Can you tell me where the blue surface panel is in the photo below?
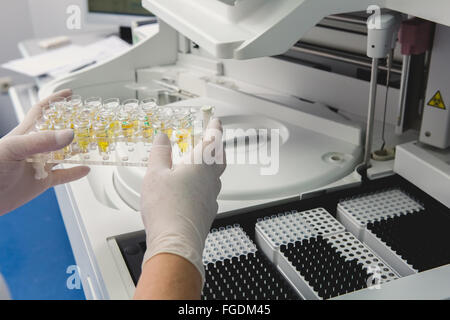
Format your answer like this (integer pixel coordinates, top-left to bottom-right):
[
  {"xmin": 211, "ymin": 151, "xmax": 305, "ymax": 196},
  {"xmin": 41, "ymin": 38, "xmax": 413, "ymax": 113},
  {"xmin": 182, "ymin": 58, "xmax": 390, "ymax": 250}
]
[{"xmin": 0, "ymin": 188, "xmax": 85, "ymax": 300}]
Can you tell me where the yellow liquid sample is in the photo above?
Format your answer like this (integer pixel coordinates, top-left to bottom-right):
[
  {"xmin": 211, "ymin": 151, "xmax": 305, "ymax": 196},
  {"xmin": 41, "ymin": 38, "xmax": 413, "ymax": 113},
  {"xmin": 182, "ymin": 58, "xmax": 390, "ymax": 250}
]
[
  {"xmin": 53, "ymin": 134, "xmax": 69, "ymax": 159},
  {"xmin": 159, "ymin": 122, "xmax": 173, "ymax": 139},
  {"xmin": 53, "ymin": 151, "xmax": 65, "ymax": 160},
  {"xmin": 107, "ymin": 121, "xmax": 119, "ymax": 138},
  {"xmin": 142, "ymin": 128, "xmax": 153, "ymax": 140},
  {"xmin": 75, "ymin": 130, "xmax": 90, "ymax": 153},
  {"xmin": 95, "ymin": 131, "xmax": 109, "ymax": 153},
  {"xmin": 176, "ymin": 129, "xmax": 191, "ymax": 153},
  {"xmin": 44, "ymin": 112, "xmax": 59, "ymax": 126},
  {"xmin": 141, "ymin": 119, "xmax": 153, "ymax": 142},
  {"xmin": 121, "ymin": 121, "xmax": 134, "ymax": 142},
  {"xmin": 97, "ymin": 140, "xmax": 109, "ymax": 153},
  {"xmin": 163, "ymin": 128, "xmax": 173, "ymax": 139},
  {"xmin": 63, "ymin": 145, "xmax": 71, "ymax": 156}
]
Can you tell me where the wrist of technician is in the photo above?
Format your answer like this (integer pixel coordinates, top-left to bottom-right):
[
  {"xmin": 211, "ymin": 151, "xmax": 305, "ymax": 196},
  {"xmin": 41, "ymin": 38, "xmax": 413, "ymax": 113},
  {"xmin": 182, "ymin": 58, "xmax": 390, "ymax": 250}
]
[{"xmin": 143, "ymin": 233, "xmax": 206, "ymax": 284}]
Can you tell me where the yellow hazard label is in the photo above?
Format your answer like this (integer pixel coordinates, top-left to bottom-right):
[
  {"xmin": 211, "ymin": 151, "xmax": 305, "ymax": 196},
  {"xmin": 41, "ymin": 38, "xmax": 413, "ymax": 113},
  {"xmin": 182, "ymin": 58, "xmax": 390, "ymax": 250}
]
[{"xmin": 427, "ymin": 90, "xmax": 446, "ymax": 110}]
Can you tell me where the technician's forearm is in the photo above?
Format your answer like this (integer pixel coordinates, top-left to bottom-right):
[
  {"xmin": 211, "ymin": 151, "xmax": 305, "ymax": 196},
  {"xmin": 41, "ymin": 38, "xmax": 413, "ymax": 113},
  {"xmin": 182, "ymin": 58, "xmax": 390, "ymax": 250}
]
[{"xmin": 133, "ymin": 253, "xmax": 202, "ymax": 300}]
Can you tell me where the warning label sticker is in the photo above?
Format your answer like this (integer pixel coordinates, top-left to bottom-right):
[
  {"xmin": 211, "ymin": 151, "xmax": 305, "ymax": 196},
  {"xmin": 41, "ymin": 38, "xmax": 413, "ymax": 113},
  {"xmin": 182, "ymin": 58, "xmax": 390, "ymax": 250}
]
[{"xmin": 427, "ymin": 90, "xmax": 446, "ymax": 110}]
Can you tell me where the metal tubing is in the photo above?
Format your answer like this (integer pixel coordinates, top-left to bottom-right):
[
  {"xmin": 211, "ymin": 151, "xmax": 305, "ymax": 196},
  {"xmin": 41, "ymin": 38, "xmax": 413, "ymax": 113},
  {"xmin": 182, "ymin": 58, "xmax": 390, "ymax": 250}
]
[
  {"xmin": 395, "ymin": 55, "xmax": 411, "ymax": 134},
  {"xmin": 364, "ymin": 58, "xmax": 379, "ymax": 166},
  {"xmin": 290, "ymin": 46, "xmax": 402, "ymax": 74},
  {"xmin": 380, "ymin": 50, "xmax": 393, "ymax": 150}
]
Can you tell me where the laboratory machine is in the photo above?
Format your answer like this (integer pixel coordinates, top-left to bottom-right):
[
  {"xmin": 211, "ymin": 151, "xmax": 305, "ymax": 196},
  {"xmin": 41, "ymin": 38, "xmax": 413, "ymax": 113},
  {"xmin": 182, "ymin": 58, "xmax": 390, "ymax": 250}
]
[{"xmin": 10, "ymin": 0, "xmax": 450, "ymax": 299}]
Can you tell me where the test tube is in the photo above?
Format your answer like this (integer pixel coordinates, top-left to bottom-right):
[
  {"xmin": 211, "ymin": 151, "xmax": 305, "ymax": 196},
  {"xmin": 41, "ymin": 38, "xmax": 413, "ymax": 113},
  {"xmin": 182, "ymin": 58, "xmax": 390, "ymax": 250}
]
[
  {"xmin": 174, "ymin": 111, "xmax": 193, "ymax": 155},
  {"xmin": 43, "ymin": 108, "xmax": 61, "ymax": 129},
  {"xmin": 35, "ymin": 117, "xmax": 50, "ymax": 132},
  {"xmin": 45, "ymin": 96, "xmax": 66, "ymax": 127},
  {"xmin": 158, "ymin": 108, "xmax": 174, "ymax": 141},
  {"xmin": 93, "ymin": 118, "xmax": 111, "ymax": 160},
  {"xmin": 186, "ymin": 110, "xmax": 196, "ymax": 151},
  {"xmin": 152, "ymin": 118, "xmax": 163, "ymax": 137},
  {"xmin": 140, "ymin": 98, "xmax": 157, "ymax": 143},
  {"xmin": 73, "ymin": 115, "xmax": 91, "ymax": 158},
  {"xmin": 138, "ymin": 111, "xmax": 154, "ymax": 152},
  {"xmin": 66, "ymin": 95, "xmax": 83, "ymax": 110},
  {"xmin": 62, "ymin": 96, "xmax": 79, "ymax": 130},
  {"xmin": 101, "ymin": 98, "xmax": 120, "ymax": 146},
  {"xmin": 49, "ymin": 96, "xmax": 67, "ymax": 110},
  {"xmin": 140, "ymin": 98, "xmax": 157, "ymax": 112},
  {"xmin": 84, "ymin": 97, "xmax": 102, "ymax": 118},
  {"xmin": 102, "ymin": 98, "xmax": 120, "ymax": 112},
  {"xmin": 96, "ymin": 110, "xmax": 118, "ymax": 151},
  {"xmin": 62, "ymin": 107, "xmax": 75, "ymax": 129},
  {"xmin": 123, "ymin": 99, "xmax": 140, "ymax": 130},
  {"xmin": 117, "ymin": 110, "xmax": 135, "ymax": 152},
  {"xmin": 122, "ymin": 99, "xmax": 139, "ymax": 113},
  {"xmin": 52, "ymin": 122, "xmax": 70, "ymax": 160}
]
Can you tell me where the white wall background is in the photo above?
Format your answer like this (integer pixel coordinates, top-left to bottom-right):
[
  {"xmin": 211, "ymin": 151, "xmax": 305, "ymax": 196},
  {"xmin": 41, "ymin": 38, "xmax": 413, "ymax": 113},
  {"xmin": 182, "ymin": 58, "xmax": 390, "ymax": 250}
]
[
  {"xmin": 27, "ymin": 0, "xmax": 112, "ymax": 38},
  {"xmin": 0, "ymin": 0, "xmax": 114, "ymax": 135},
  {"xmin": 0, "ymin": 0, "xmax": 34, "ymax": 135}
]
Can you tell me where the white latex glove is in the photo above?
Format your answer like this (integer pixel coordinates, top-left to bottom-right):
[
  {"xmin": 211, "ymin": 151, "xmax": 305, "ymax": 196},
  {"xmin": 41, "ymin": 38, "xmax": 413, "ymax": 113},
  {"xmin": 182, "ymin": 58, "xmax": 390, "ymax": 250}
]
[
  {"xmin": 0, "ymin": 273, "xmax": 10, "ymax": 300},
  {"xmin": 0, "ymin": 89, "xmax": 90, "ymax": 216},
  {"xmin": 141, "ymin": 118, "xmax": 226, "ymax": 284}
]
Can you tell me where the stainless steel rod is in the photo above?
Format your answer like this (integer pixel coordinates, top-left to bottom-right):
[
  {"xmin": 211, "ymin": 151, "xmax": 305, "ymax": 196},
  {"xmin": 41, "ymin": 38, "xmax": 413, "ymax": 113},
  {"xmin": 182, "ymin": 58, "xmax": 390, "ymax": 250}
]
[
  {"xmin": 364, "ymin": 58, "xmax": 379, "ymax": 166},
  {"xmin": 395, "ymin": 55, "xmax": 411, "ymax": 133},
  {"xmin": 290, "ymin": 46, "xmax": 402, "ymax": 74},
  {"xmin": 380, "ymin": 50, "xmax": 393, "ymax": 150},
  {"xmin": 327, "ymin": 15, "xmax": 368, "ymax": 25}
]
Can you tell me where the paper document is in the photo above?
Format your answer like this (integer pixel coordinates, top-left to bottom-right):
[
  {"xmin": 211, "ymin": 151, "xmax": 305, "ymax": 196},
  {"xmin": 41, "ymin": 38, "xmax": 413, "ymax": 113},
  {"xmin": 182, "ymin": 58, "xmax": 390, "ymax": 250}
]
[
  {"xmin": 2, "ymin": 36, "xmax": 131, "ymax": 78},
  {"xmin": 2, "ymin": 45, "xmax": 85, "ymax": 77},
  {"xmin": 48, "ymin": 36, "xmax": 131, "ymax": 78}
]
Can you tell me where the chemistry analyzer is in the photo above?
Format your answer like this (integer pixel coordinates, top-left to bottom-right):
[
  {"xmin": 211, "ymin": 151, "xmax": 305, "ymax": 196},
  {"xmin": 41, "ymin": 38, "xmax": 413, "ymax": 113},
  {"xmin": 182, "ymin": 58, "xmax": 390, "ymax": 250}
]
[{"xmin": 16, "ymin": 0, "xmax": 450, "ymax": 299}]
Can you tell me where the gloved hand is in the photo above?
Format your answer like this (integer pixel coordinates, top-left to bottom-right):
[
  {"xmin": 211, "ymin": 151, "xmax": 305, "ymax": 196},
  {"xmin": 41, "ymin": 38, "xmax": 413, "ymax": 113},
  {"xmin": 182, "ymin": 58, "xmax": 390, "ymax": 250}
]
[
  {"xmin": 140, "ymin": 118, "xmax": 226, "ymax": 285},
  {"xmin": 0, "ymin": 89, "xmax": 90, "ymax": 215}
]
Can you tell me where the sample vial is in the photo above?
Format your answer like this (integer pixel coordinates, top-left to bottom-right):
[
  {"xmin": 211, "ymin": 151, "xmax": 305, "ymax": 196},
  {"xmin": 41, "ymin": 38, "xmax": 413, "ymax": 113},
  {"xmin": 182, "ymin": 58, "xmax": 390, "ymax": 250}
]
[
  {"xmin": 102, "ymin": 98, "xmax": 120, "ymax": 112},
  {"xmin": 175, "ymin": 128, "xmax": 191, "ymax": 154},
  {"xmin": 140, "ymin": 98, "xmax": 157, "ymax": 114},
  {"xmin": 52, "ymin": 122, "xmax": 70, "ymax": 160},
  {"xmin": 44, "ymin": 97, "xmax": 65, "ymax": 127},
  {"xmin": 97, "ymin": 110, "xmax": 118, "ymax": 151},
  {"xmin": 99, "ymin": 98, "xmax": 120, "ymax": 122},
  {"xmin": 123, "ymin": 99, "xmax": 140, "ymax": 130},
  {"xmin": 122, "ymin": 99, "xmax": 139, "ymax": 114},
  {"xmin": 158, "ymin": 108, "xmax": 174, "ymax": 140},
  {"xmin": 73, "ymin": 116, "xmax": 91, "ymax": 157},
  {"xmin": 49, "ymin": 96, "xmax": 67, "ymax": 110},
  {"xmin": 117, "ymin": 111, "xmax": 135, "ymax": 151},
  {"xmin": 93, "ymin": 120, "xmax": 110, "ymax": 160},
  {"xmin": 62, "ymin": 108, "xmax": 75, "ymax": 129},
  {"xmin": 35, "ymin": 118, "xmax": 50, "ymax": 132},
  {"xmin": 84, "ymin": 97, "xmax": 102, "ymax": 118},
  {"xmin": 138, "ymin": 112, "xmax": 154, "ymax": 146},
  {"xmin": 174, "ymin": 112, "xmax": 193, "ymax": 154},
  {"xmin": 66, "ymin": 95, "xmax": 83, "ymax": 110}
]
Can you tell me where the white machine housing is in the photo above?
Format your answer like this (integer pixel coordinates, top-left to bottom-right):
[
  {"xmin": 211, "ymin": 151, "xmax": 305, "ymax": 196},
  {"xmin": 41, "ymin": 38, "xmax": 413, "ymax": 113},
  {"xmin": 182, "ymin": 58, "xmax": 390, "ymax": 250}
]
[
  {"xmin": 419, "ymin": 24, "xmax": 450, "ymax": 149},
  {"xmin": 34, "ymin": 0, "xmax": 450, "ymax": 299}
]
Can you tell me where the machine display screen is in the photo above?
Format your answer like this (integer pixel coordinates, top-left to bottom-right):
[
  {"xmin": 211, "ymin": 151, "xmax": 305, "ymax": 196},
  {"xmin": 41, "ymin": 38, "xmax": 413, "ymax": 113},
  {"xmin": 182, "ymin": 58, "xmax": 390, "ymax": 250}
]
[{"xmin": 88, "ymin": 0, "xmax": 154, "ymax": 16}]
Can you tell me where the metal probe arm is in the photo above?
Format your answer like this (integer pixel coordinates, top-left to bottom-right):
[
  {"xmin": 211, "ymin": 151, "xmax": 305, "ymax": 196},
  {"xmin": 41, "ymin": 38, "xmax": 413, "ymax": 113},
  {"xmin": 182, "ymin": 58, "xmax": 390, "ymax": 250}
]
[{"xmin": 363, "ymin": 11, "xmax": 402, "ymax": 168}]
